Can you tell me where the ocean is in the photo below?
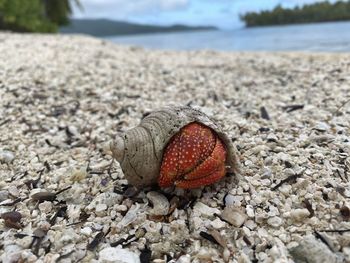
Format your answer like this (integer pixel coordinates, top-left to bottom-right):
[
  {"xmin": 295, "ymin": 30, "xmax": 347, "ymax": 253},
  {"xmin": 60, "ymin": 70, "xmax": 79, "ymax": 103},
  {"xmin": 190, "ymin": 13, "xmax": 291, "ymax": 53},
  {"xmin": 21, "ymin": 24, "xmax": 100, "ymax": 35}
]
[{"xmin": 107, "ymin": 21, "xmax": 350, "ymax": 52}]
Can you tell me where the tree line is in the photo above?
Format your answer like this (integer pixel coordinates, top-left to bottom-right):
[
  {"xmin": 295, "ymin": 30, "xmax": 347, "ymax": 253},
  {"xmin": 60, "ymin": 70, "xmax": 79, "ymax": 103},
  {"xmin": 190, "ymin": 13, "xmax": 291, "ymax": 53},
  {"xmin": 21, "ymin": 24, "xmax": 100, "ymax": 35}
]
[
  {"xmin": 0, "ymin": 0, "xmax": 81, "ymax": 32},
  {"xmin": 240, "ymin": 1, "xmax": 350, "ymax": 27}
]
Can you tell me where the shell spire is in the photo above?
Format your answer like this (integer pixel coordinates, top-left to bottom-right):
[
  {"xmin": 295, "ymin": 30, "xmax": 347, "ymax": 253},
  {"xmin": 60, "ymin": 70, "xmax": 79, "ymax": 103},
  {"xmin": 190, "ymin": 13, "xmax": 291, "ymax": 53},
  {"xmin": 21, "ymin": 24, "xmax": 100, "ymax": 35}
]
[{"xmin": 110, "ymin": 135, "xmax": 125, "ymax": 163}]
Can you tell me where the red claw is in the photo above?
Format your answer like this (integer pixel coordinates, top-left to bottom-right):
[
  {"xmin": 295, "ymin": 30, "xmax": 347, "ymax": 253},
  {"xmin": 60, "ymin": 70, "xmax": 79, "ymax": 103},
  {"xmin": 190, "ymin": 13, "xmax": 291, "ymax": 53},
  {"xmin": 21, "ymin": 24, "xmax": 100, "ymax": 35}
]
[{"xmin": 158, "ymin": 122, "xmax": 227, "ymax": 189}]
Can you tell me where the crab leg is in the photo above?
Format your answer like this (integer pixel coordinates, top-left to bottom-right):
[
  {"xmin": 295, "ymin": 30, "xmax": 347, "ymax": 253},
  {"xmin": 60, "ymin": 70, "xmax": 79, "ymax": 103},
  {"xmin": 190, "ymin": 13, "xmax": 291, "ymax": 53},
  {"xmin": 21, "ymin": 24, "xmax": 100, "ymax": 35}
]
[
  {"xmin": 175, "ymin": 165, "xmax": 226, "ymax": 189},
  {"xmin": 184, "ymin": 137, "xmax": 226, "ymax": 181}
]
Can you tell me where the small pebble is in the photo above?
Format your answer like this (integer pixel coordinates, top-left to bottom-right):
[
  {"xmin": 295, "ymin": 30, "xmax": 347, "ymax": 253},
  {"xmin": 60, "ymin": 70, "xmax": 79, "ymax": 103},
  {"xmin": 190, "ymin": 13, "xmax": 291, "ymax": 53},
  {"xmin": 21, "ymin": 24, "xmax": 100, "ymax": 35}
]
[
  {"xmin": 246, "ymin": 205, "xmax": 255, "ymax": 218},
  {"xmin": 176, "ymin": 254, "xmax": 191, "ymax": 263},
  {"xmin": 8, "ymin": 186, "xmax": 19, "ymax": 197},
  {"xmin": 224, "ymin": 194, "xmax": 243, "ymax": 206},
  {"xmin": 289, "ymin": 235, "xmax": 342, "ymax": 263},
  {"xmin": 80, "ymin": 227, "xmax": 92, "ymax": 236},
  {"xmin": 0, "ymin": 150, "xmax": 15, "ymax": 163},
  {"xmin": 267, "ymin": 216, "xmax": 283, "ymax": 228},
  {"xmin": 193, "ymin": 202, "xmax": 221, "ymax": 216},
  {"xmin": 147, "ymin": 191, "xmax": 169, "ymax": 216},
  {"xmin": 95, "ymin": 203, "xmax": 108, "ymax": 216},
  {"xmin": 98, "ymin": 247, "xmax": 140, "ymax": 263},
  {"xmin": 314, "ymin": 122, "xmax": 330, "ymax": 132},
  {"xmin": 290, "ymin": 209, "xmax": 310, "ymax": 222},
  {"xmin": 0, "ymin": 191, "xmax": 9, "ymax": 202},
  {"xmin": 38, "ymin": 201, "xmax": 53, "ymax": 213},
  {"xmin": 210, "ymin": 218, "xmax": 226, "ymax": 229},
  {"xmin": 221, "ymin": 207, "xmax": 247, "ymax": 227}
]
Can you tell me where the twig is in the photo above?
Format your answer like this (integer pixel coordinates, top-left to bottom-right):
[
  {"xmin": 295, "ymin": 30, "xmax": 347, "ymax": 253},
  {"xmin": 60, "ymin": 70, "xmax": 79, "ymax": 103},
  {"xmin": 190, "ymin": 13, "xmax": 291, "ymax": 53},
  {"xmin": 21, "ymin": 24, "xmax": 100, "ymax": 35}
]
[
  {"xmin": 319, "ymin": 229, "xmax": 350, "ymax": 233},
  {"xmin": 314, "ymin": 231, "xmax": 334, "ymax": 252},
  {"xmin": 49, "ymin": 205, "xmax": 67, "ymax": 225},
  {"xmin": 55, "ymin": 186, "xmax": 72, "ymax": 195},
  {"xmin": 0, "ymin": 198, "xmax": 22, "ymax": 206},
  {"xmin": 89, "ymin": 171, "xmax": 105, "ymax": 175},
  {"xmin": 272, "ymin": 169, "xmax": 305, "ymax": 190},
  {"xmin": 200, "ymin": 231, "xmax": 220, "ymax": 246},
  {"xmin": 333, "ymin": 98, "xmax": 350, "ymax": 115},
  {"xmin": 66, "ymin": 221, "xmax": 84, "ymax": 227},
  {"xmin": 0, "ymin": 119, "xmax": 10, "ymax": 127},
  {"xmin": 110, "ymin": 234, "xmax": 136, "ymax": 247},
  {"xmin": 282, "ymin": 104, "xmax": 304, "ymax": 113}
]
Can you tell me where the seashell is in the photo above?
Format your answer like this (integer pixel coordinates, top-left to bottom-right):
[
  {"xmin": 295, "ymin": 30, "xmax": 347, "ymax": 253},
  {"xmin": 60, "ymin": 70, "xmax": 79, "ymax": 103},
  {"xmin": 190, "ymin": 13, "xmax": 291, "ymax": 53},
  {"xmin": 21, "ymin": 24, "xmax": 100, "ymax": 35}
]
[
  {"xmin": 99, "ymin": 247, "xmax": 141, "ymax": 263},
  {"xmin": 110, "ymin": 106, "xmax": 240, "ymax": 188},
  {"xmin": 221, "ymin": 207, "xmax": 247, "ymax": 227},
  {"xmin": 0, "ymin": 150, "xmax": 15, "ymax": 164},
  {"xmin": 117, "ymin": 203, "xmax": 140, "ymax": 227},
  {"xmin": 147, "ymin": 191, "xmax": 170, "ymax": 216}
]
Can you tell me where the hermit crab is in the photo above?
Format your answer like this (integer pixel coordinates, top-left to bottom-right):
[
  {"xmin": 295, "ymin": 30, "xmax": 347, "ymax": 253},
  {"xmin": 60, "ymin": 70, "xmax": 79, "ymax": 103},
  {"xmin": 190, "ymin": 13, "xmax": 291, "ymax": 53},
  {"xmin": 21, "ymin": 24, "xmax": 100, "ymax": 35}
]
[{"xmin": 110, "ymin": 106, "xmax": 240, "ymax": 189}]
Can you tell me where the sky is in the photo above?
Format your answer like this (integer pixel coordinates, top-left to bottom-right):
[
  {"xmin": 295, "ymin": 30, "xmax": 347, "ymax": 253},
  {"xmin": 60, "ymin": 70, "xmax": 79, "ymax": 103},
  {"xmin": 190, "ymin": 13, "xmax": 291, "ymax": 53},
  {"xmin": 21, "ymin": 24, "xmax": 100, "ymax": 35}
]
[{"xmin": 72, "ymin": 0, "xmax": 338, "ymax": 29}]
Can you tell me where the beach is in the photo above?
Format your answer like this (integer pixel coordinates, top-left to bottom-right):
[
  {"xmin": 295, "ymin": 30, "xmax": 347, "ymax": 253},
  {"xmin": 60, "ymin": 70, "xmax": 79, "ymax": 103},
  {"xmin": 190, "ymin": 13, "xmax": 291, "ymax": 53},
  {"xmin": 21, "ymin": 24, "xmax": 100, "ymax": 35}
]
[{"xmin": 0, "ymin": 33, "xmax": 349, "ymax": 262}]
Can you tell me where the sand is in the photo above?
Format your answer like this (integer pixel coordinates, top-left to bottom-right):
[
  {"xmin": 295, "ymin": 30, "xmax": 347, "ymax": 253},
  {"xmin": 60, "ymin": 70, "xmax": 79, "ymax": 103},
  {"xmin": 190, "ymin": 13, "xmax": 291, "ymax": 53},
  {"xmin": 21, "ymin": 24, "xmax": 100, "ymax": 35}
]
[{"xmin": 0, "ymin": 33, "xmax": 349, "ymax": 262}]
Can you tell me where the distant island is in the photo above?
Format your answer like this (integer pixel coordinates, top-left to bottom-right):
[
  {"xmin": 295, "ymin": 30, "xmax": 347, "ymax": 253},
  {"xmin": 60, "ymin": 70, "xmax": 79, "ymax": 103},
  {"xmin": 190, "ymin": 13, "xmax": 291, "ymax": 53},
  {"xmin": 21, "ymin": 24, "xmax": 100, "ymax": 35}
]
[
  {"xmin": 60, "ymin": 19, "xmax": 217, "ymax": 37},
  {"xmin": 240, "ymin": 1, "xmax": 350, "ymax": 27}
]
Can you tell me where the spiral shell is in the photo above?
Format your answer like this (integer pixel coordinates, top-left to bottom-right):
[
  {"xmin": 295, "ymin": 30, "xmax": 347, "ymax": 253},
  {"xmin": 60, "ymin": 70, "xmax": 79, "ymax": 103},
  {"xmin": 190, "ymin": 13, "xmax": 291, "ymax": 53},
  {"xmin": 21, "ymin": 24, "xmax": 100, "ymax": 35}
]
[{"xmin": 110, "ymin": 106, "xmax": 240, "ymax": 188}]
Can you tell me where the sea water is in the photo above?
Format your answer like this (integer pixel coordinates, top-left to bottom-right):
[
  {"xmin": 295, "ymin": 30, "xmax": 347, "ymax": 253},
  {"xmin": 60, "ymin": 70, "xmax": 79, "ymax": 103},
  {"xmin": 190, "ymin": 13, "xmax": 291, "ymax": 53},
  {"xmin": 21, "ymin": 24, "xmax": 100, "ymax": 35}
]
[{"xmin": 107, "ymin": 21, "xmax": 350, "ymax": 52}]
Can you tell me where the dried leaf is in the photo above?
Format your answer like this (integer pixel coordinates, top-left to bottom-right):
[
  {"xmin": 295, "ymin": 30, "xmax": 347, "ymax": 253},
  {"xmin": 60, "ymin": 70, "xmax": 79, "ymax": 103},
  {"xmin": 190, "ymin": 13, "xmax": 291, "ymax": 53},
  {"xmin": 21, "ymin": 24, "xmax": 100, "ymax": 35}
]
[
  {"xmin": 1, "ymin": 211, "xmax": 22, "ymax": 229},
  {"xmin": 340, "ymin": 206, "xmax": 350, "ymax": 220},
  {"xmin": 31, "ymin": 192, "xmax": 56, "ymax": 202},
  {"xmin": 1, "ymin": 211, "xmax": 22, "ymax": 222}
]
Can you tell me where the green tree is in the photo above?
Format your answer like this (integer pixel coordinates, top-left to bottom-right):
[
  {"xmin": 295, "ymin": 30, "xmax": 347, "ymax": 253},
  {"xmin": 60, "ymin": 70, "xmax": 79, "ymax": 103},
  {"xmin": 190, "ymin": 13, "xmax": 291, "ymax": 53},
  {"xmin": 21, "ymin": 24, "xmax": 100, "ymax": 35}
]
[
  {"xmin": 43, "ymin": 0, "xmax": 82, "ymax": 26},
  {"xmin": 0, "ymin": 0, "xmax": 81, "ymax": 32},
  {"xmin": 240, "ymin": 0, "xmax": 350, "ymax": 27}
]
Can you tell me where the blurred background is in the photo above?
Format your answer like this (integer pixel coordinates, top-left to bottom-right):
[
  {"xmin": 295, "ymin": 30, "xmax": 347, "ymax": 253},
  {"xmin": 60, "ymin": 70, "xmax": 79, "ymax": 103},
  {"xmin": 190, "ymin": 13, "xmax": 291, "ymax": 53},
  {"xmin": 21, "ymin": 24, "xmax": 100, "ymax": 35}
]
[{"xmin": 1, "ymin": 0, "xmax": 350, "ymax": 51}]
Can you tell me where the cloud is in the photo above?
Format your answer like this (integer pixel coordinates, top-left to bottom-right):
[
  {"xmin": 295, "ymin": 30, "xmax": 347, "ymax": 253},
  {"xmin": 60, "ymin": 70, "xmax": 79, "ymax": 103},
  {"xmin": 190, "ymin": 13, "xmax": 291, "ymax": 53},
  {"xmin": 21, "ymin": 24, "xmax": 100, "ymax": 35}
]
[
  {"xmin": 73, "ymin": 0, "xmax": 332, "ymax": 29},
  {"xmin": 76, "ymin": 0, "xmax": 189, "ymax": 18},
  {"xmin": 160, "ymin": 0, "xmax": 188, "ymax": 10}
]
